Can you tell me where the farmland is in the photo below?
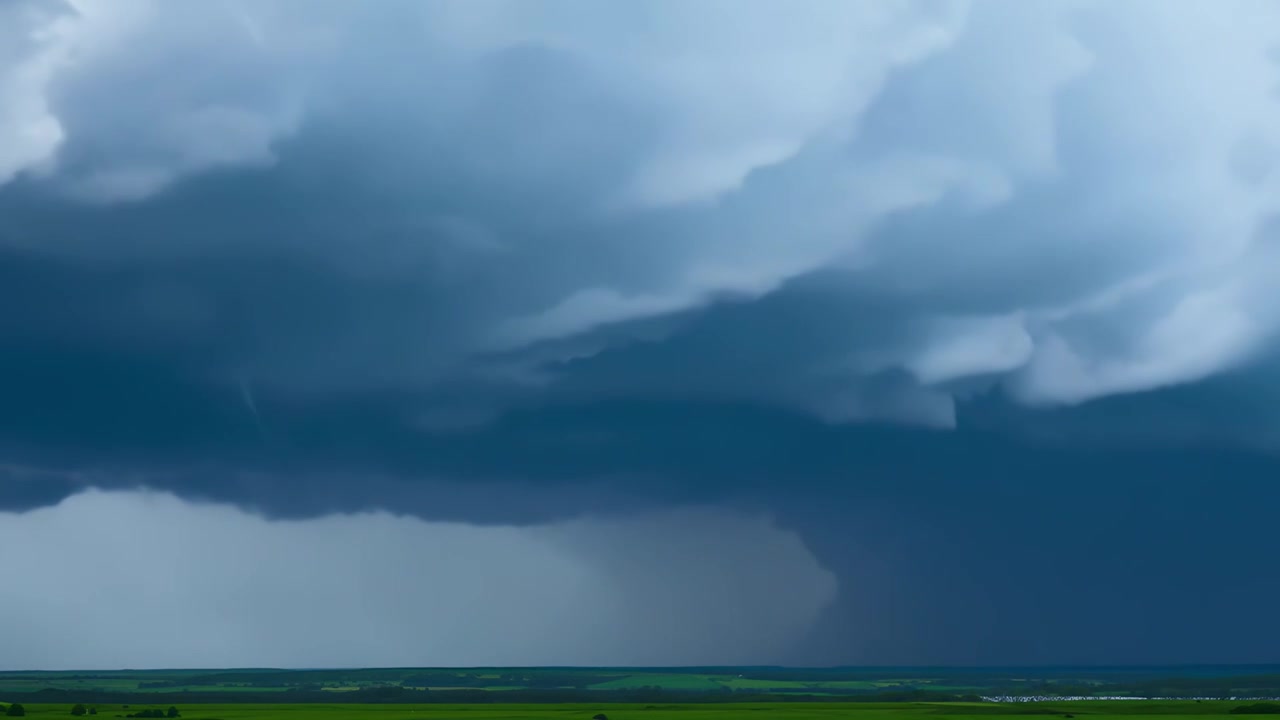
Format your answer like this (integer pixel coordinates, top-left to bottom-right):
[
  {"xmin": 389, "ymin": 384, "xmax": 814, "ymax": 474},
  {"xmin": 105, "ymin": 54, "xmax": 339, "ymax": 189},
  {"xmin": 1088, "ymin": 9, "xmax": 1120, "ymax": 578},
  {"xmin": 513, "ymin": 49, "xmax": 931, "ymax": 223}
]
[
  {"xmin": 3, "ymin": 700, "xmax": 1279, "ymax": 720},
  {"xmin": 3, "ymin": 667, "xmax": 1280, "ymax": 706}
]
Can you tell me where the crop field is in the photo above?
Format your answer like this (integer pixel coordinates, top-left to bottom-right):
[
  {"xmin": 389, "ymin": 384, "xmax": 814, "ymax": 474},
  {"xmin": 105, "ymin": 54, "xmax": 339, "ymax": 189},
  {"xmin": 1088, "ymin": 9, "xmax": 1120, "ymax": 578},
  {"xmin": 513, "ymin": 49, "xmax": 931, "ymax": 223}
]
[
  {"xmin": 3, "ymin": 701, "xmax": 1273, "ymax": 720},
  {"xmin": 4, "ymin": 668, "xmax": 1280, "ymax": 718},
  {"xmin": 0, "ymin": 668, "xmax": 986, "ymax": 699},
  {"xmin": 8, "ymin": 667, "xmax": 1279, "ymax": 701}
]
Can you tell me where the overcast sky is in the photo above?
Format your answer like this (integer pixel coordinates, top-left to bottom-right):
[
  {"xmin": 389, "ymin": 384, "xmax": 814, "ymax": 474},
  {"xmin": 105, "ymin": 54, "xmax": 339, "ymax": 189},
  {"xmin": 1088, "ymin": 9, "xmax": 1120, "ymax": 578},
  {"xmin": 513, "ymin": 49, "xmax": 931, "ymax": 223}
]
[{"xmin": 2, "ymin": 0, "xmax": 1280, "ymax": 669}]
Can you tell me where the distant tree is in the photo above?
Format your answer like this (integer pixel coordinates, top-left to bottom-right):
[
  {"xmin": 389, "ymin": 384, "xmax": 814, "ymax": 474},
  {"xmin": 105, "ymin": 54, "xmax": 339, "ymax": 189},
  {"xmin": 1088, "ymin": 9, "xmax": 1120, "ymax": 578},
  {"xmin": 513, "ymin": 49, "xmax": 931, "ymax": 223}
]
[
  {"xmin": 90, "ymin": 710, "xmax": 98, "ymax": 716},
  {"xmin": 73, "ymin": 704, "xmax": 88, "ymax": 716},
  {"xmin": 167, "ymin": 708, "xmax": 180, "ymax": 719},
  {"xmin": 593, "ymin": 714, "xmax": 609, "ymax": 720},
  {"xmin": 6, "ymin": 704, "xmax": 25, "ymax": 717}
]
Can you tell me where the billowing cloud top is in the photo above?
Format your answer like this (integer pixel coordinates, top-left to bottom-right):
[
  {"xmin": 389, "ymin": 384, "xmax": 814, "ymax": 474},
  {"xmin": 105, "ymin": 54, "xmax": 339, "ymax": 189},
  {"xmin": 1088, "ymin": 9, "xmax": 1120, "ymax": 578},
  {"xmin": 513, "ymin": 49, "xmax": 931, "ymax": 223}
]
[
  {"xmin": 3, "ymin": 0, "xmax": 1280, "ymax": 494},
  {"xmin": 5, "ymin": 0, "xmax": 1280, "ymax": 427}
]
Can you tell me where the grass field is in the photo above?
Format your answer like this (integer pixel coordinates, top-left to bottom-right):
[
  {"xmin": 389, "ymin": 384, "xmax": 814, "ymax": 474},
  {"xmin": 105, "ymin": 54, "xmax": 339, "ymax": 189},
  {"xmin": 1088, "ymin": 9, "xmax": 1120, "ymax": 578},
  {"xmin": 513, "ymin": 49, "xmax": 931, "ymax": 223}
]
[
  {"xmin": 4, "ymin": 668, "xmax": 1279, "ymax": 707},
  {"xmin": 3, "ymin": 700, "xmax": 1264, "ymax": 720},
  {"xmin": 0, "ymin": 668, "xmax": 959, "ymax": 697}
]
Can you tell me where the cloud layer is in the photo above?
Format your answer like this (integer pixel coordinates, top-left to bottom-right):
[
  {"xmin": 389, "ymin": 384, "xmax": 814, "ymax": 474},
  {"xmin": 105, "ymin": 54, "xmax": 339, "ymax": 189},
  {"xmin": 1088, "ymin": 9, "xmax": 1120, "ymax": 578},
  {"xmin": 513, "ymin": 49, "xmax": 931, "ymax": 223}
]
[{"xmin": 2, "ymin": 0, "xmax": 1279, "ymax": 432}]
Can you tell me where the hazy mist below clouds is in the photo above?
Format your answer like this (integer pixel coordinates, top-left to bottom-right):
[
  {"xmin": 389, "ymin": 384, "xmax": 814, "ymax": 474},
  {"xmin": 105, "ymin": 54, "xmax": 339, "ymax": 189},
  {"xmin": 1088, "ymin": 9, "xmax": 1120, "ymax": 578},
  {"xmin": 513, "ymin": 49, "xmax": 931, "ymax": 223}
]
[{"xmin": 0, "ymin": 491, "xmax": 835, "ymax": 669}]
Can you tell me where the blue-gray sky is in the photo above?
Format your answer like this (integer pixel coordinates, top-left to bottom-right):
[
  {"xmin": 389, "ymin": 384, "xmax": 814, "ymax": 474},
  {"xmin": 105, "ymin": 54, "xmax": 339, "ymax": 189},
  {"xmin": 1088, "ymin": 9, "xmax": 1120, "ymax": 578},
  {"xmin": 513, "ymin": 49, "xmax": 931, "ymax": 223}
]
[{"xmin": 2, "ymin": 0, "xmax": 1280, "ymax": 668}]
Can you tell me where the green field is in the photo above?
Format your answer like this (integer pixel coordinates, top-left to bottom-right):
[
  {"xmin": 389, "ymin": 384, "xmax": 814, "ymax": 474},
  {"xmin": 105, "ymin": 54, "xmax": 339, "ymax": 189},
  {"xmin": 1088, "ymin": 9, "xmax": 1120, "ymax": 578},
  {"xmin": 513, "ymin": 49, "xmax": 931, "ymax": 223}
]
[
  {"xmin": 2, "ymin": 701, "xmax": 1269, "ymax": 720},
  {"xmin": 3, "ymin": 668, "xmax": 1279, "ymax": 707},
  {"xmin": 0, "ymin": 668, "xmax": 977, "ymax": 699}
]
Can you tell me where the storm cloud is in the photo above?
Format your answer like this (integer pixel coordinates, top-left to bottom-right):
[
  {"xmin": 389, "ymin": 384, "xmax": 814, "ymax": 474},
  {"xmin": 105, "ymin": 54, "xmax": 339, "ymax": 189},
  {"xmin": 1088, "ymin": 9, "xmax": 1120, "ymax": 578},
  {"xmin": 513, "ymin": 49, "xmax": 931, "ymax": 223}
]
[
  {"xmin": 2, "ymin": 0, "xmax": 1280, "ymax": 666},
  {"xmin": 5, "ymin": 0, "xmax": 1280, "ymax": 422}
]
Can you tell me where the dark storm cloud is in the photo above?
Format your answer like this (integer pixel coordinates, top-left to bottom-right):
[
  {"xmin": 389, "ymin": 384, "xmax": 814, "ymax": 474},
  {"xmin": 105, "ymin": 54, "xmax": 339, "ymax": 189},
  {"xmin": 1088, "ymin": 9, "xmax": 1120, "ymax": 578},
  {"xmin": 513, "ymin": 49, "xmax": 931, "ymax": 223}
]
[
  {"xmin": 0, "ymin": 464, "xmax": 80, "ymax": 511},
  {"xmin": 783, "ymin": 468, "xmax": 1280, "ymax": 665},
  {"xmin": 4, "ymin": 0, "xmax": 1280, "ymax": 665},
  {"xmin": 4, "ymin": 0, "xmax": 1278, "ymax": 429}
]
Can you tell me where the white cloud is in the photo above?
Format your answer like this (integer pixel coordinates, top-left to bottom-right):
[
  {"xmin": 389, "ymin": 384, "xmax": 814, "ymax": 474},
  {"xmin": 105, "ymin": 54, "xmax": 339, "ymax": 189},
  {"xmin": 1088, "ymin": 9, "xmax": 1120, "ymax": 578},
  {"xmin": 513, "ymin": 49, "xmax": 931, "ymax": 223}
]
[
  {"xmin": 0, "ymin": 0, "xmax": 71, "ymax": 185},
  {"xmin": 2, "ymin": 0, "xmax": 309, "ymax": 201},
  {"xmin": 908, "ymin": 314, "xmax": 1034, "ymax": 386},
  {"xmin": 3, "ymin": 0, "xmax": 967, "ymax": 205},
  {"xmin": 1016, "ymin": 286, "xmax": 1264, "ymax": 405}
]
